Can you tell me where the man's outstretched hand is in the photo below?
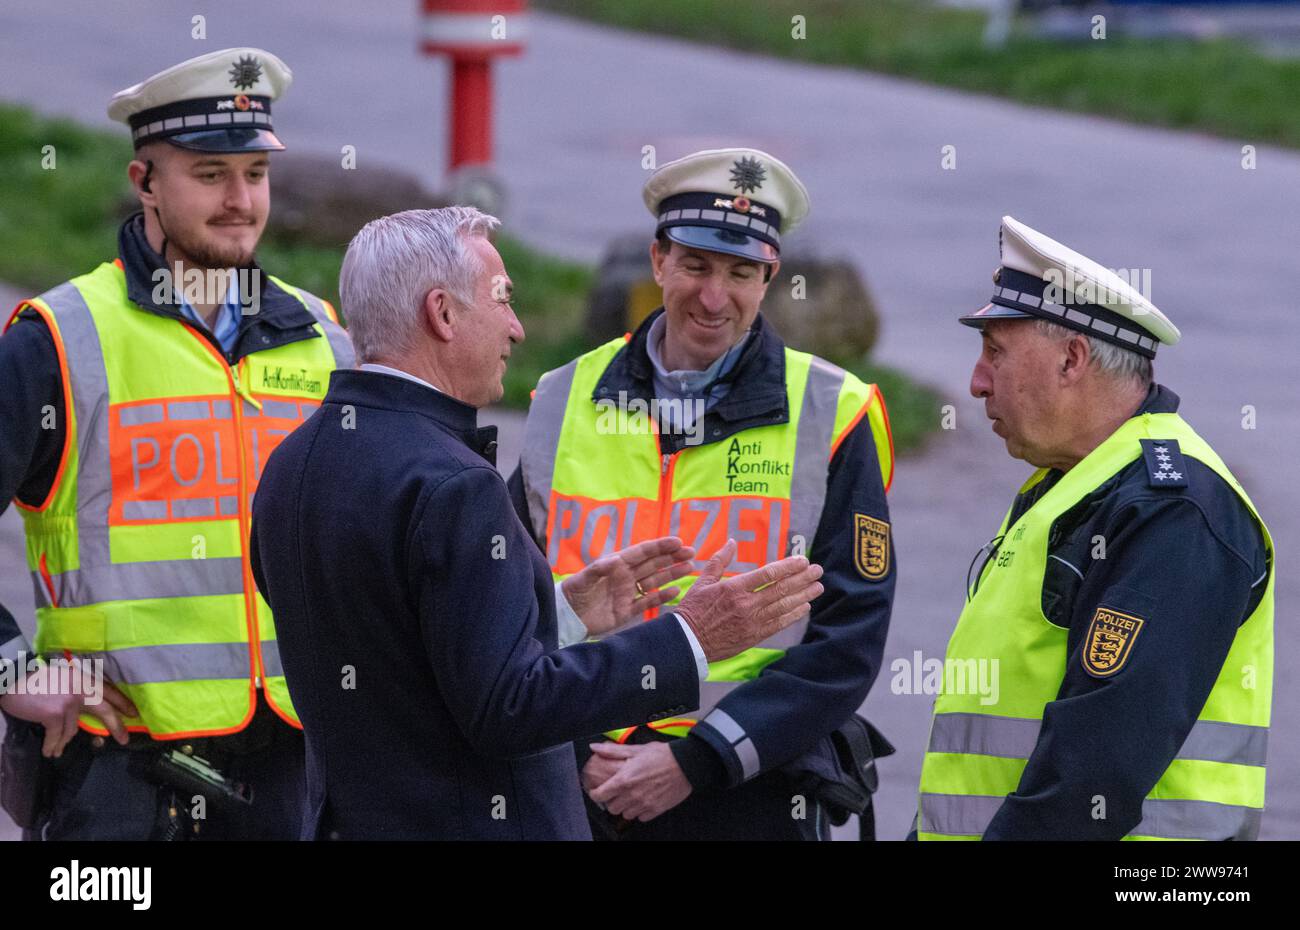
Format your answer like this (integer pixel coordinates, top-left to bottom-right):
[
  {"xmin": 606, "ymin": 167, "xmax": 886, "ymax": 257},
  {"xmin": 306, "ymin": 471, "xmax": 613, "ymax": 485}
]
[
  {"xmin": 674, "ymin": 539, "xmax": 824, "ymax": 662},
  {"xmin": 560, "ymin": 536, "xmax": 695, "ymax": 636}
]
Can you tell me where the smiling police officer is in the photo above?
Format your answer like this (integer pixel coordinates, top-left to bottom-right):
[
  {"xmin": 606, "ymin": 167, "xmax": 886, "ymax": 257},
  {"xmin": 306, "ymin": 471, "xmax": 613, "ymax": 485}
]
[
  {"xmin": 509, "ymin": 148, "xmax": 897, "ymax": 840},
  {"xmin": 915, "ymin": 216, "xmax": 1273, "ymax": 840},
  {"xmin": 0, "ymin": 48, "xmax": 352, "ymax": 840}
]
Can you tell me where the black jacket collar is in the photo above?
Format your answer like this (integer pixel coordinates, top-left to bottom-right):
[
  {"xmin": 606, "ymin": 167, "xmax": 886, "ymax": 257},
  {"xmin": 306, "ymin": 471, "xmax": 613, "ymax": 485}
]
[
  {"xmin": 325, "ymin": 369, "xmax": 499, "ymax": 465},
  {"xmin": 591, "ymin": 307, "xmax": 790, "ymax": 451},
  {"xmin": 117, "ymin": 212, "xmax": 322, "ymax": 364},
  {"xmin": 1136, "ymin": 382, "xmax": 1180, "ymax": 416}
]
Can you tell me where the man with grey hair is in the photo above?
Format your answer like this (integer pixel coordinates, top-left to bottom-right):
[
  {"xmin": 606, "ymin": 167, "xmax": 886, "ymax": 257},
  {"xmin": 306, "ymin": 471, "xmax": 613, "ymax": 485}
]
[
  {"xmin": 914, "ymin": 216, "xmax": 1273, "ymax": 841},
  {"xmin": 250, "ymin": 207, "xmax": 825, "ymax": 839}
]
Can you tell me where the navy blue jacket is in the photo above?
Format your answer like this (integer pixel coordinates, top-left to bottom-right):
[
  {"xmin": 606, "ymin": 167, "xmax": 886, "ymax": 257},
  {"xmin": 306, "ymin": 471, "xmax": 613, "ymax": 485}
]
[
  {"xmin": 251, "ymin": 369, "xmax": 701, "ymax": 840},
  {"xmin": 981, "ymin": 384, "xmax": 1269, "ymax": 840},
  {"xmin": 508, "ymin": 309, "xmax": 896, "ymax": 793}
]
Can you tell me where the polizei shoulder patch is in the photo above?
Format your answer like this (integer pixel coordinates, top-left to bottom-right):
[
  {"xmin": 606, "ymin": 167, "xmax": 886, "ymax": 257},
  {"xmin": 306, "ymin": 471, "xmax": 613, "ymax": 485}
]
[
  {"xmin": 1082, "ymin": 606, "xmax": 1145, "ymax": 678},
  {"xmin": 854, "ymin": 513, "xmax": 890, "ymax": 580},
  {"xmin": 1139, "ymin": 439, "xmax": 1189, "ymax": 489}
]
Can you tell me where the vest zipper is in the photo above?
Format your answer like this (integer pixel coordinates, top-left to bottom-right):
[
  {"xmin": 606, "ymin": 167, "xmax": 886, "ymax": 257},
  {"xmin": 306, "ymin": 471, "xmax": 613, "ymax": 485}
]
[
  {"xmin": 183, "ymin": 325, "xmax": 263, "ymax": 694},
  {"xmin": 648, "ymin": 435, "xmax": 680, "ymax": 620}
]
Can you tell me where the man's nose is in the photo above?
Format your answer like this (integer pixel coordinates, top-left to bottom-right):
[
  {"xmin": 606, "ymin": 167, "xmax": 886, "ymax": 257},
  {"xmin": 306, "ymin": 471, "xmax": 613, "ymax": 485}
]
[
  {"xmin": 224, "ymin": 175, "xmax": 254, "ymax": 213},
  {"xmin": 970, "ymin": 358, "xmax": 992, "ymax": 398},
  {"xmin": 508, "ymin": 307, "xmax": 525, "ymax": 344},
  {"xmin": 698, "ymin": 276, "xmax": 729, "ymax": 312}
]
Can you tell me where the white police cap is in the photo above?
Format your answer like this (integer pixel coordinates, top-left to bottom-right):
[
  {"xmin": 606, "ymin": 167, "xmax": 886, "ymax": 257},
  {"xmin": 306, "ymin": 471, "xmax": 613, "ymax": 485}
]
[
  {"xmin": 642, "ymin": 148, "xmax": 810, "ymax": 263},
  {"xmin": 961, "ymin": 216, "xmax": 1180, "ymax": 358},
  {"xmin": 108, "ymin": 48, "xmax": 292, "ymax": 152}
]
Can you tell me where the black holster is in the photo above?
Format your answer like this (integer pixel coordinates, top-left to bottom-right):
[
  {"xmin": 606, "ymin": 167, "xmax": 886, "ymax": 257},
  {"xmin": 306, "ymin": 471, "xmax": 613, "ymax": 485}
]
[
  {"xmin": 0, "ymin": 713, "xmax": 53, "ymax": 831},
  {"xmin": 783, "ymin": 715, "xmax": 895, "ymax": 840}
]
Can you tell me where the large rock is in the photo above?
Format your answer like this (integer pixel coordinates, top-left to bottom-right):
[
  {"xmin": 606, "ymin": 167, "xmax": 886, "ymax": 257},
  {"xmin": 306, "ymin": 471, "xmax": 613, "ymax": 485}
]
[
  {"xmin": 761, "ymin": 248, "xmax": 880, "ymax": 366},
  {"xmin": 585, "ymin": 235, "xmax": 880, "ymax": 365},
  {"xmin": 264, "ymin": 153, "xmax": 447, "ymax": 248}
]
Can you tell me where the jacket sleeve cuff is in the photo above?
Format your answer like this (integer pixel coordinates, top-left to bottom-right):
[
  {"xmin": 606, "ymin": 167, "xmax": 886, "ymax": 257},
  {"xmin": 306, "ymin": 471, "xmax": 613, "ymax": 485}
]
[
  {"xmin": 553, "ymin": 579, "xmax": 589, "ymax": 648},
  {"xmin": 689, "ymin": 708, "xmax": 762, "ymax": 788},
  {"xmin": 671, "ymin": 733, "xmax": 728, "ymax": 791}
]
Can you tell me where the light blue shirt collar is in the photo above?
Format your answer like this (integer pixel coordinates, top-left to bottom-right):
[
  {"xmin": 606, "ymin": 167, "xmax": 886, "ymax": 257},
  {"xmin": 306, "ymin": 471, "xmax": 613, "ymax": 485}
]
[{"xmin": 179, "ymin": 273, "xmax": 241, "ymax": 355}]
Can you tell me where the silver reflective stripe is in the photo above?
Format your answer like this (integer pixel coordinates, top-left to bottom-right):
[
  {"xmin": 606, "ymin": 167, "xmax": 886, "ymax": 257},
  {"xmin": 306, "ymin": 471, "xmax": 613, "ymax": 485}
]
[
  {"xmin": 171, "ymin": 497, "xmax": 217, "ymax": 518},
  {"xmin": 1177, "ymin": 719, "xmax": 1268, "ymax": 766},
  {"xmin": 928, "ymin": 713, "xmax": 1042, "ymax": 759},
  {"xmin": 520, "ymin": 359, "xmax": 578, "ymax": 543},
  {"xmin": 122, "ymin": 500, "xmax": 167, "ymax": 521},
  {"xmin": 702, "ymin": 707, "xmax": 745, "ymax": 743},
  {"xmin": 700, "ymin": 708, "xmax": 762, "ymax": 781},
  {"xmin": 261, "ymin": 399, "xmax": 300, "ymax": 420},
  {"xmin": 167, "ymin": 400, "xmax": 211, "ymax": 421},
  {"xmin": 0, "ymin": 635, "xmax": 29, "ymax": 662},
  {"xmin": 693, "ymin": 356, "xmax": 845, "ymax": 718},
  {"xmin": 33, "ymin": 557, "xmax": 245, "ymax": 607},
  {"xmin": 919, "ymin": 792, "xmax": 1263, "ymax": 840},
  {"xmin": 97, "ymin": 641, "xmax": 252, "ymax": 685},
  {"xmin": 918, "ymin": 793, "xmax": 1005, "ymax": 836},
  {"xmin": 929, "ymin": 712, "xmax": 1269, "ymax": 767},
  {"xmin": 120, "ymin": 403, "xmax": 164, "ymax": 426},
  {"xmin": 1132, "ymin": 798, "xmax": 1263, "ymax": 841},
  {"xmin": 739, "ymin": 356, "xmax": 841, "ymax": 659},
  {"xmin": 260, "ymin": 640, "xmax": 284, "ymax": 678},
  {"xmin": 37, "ymin": 282, "xmax": 112, "ymax": 568},
  {"xmin": 734, "ymin": 738, "xmax": 760, "ymax": 780},
  {"xmin": 295, "ymin": 289, "xmax": 355, "ymax": 370},
  {"xmin": 788, "ymin": 356, "xmax": 843, "ymax": 550}
]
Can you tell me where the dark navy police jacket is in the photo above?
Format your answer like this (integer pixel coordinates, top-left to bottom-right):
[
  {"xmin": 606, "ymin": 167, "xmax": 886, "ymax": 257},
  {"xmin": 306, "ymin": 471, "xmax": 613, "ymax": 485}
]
[
  {"xmin": 980, "ymin": 384, "xmax": 1268, "ymax": 840},
  {"xmin": 251, "ymin": 370, "xmax": 701, "ymax": 840}
]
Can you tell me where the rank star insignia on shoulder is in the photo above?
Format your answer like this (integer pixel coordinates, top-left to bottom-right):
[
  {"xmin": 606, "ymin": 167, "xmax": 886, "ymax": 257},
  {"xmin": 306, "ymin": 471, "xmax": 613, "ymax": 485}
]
[{"xmin": 1140, "ymin": 438, "xmax": 1189, "ymax": 488}]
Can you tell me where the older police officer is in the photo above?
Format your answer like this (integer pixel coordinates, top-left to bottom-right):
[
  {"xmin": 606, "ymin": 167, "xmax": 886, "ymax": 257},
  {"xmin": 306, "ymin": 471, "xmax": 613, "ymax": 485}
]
[{"xmin": 916, "ymin": 217, "xmax": 1273, "ymax": 840}]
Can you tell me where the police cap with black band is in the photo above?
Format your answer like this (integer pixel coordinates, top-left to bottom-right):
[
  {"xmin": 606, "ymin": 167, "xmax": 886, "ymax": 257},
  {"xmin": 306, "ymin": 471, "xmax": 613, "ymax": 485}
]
[
  {"xmin": 961, "ymin": 216, "xmax": 1180, "ymax": 359},
  {"xmin": 642, "ymin": 148, "xmax": 811, "ymax": 264},
  {"xmin": 107, "ymin": 47, "xmax": 292, "ymax": 153}
]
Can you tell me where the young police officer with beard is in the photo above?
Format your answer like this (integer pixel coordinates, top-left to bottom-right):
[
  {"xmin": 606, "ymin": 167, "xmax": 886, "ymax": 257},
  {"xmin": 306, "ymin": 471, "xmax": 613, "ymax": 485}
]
[{"xmin": 0, "ymin": 48, "xmax": 352, "ymax": 840}]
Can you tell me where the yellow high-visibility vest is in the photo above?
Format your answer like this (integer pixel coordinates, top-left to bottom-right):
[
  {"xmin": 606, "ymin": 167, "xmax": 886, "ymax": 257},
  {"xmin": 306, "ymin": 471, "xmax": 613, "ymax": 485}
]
[
  {"xmin": 519, "ymin": 333, "xmax": 892, "ymax": 766},
  {"xmin": 917, "ymin": 412, "xmax": 1273, "ymax": 840},
  {"xmin": 8, "ymin": 259, "xmax": 353, "ymax": 739}
]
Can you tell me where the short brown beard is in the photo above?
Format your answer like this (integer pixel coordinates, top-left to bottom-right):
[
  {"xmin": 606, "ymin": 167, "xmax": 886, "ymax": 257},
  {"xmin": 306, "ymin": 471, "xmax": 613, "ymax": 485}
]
[{"xmin": 161, "ymin": 215, "xmax": 259, "ymax": 269}]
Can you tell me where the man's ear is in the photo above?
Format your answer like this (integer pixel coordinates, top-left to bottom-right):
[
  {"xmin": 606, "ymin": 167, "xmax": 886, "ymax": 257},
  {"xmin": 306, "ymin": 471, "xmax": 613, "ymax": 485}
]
[
  {"xmin": 649, "ymin": 239, "xmax": 666, "ymax": 286},
  {"xmin": 423, "ymin": 288, "xmax": 457, "ymax": 343},
  {"xmin": 762, "ymin": 258, "xmax": 780, "ymax": 286},
  {"xmin": 1061, "ymin": 332, "xmax": 1092, "ymax": 384},
  {"xmin": 128, "ymin": 157, "xmax": 158, "ymax": 209}
]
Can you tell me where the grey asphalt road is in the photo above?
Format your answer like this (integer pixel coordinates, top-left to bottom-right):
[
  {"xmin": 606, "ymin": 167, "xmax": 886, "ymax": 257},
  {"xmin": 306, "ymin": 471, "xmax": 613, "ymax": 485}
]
[{"xmin": 1, "ymin": 2, "xmax": 1296, "ymax": 840}]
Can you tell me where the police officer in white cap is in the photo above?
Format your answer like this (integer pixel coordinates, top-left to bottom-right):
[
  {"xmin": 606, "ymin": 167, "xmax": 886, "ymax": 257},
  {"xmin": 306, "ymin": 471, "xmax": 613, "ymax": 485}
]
[
  {"xmin": 914, "ymin": 217, "xmax": 1273, "ymax": 840},
  {"xmin": 509, "ymin": 148, "xmax": 897, "ymax": 839},
  {"xmin": 0, "ymin": 48, "xmax": 352, "ymax": 840}
]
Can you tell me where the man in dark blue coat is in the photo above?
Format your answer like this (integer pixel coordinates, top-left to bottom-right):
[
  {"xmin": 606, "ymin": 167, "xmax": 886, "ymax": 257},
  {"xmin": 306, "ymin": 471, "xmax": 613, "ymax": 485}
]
[{"xmin": 250, "ymin": 207, "xmax": 825, "ymax": 840}]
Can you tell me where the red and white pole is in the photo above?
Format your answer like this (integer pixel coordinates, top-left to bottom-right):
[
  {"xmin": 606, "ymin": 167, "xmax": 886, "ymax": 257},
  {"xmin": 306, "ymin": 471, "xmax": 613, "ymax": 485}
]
[{"xmin": 420, "ymin": 0, "xmax": 528, "ymax": 172}]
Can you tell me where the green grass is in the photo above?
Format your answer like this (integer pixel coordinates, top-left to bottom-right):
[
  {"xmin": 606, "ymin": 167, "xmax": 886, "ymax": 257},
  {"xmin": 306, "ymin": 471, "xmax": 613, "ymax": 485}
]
[
  {"xmin": 0, "ymin": 102, "xmax": 938, "ymax": 451},
  {"xmin": 538, "ymin": 0, "xmax": 1300, "ymax": 148}
]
